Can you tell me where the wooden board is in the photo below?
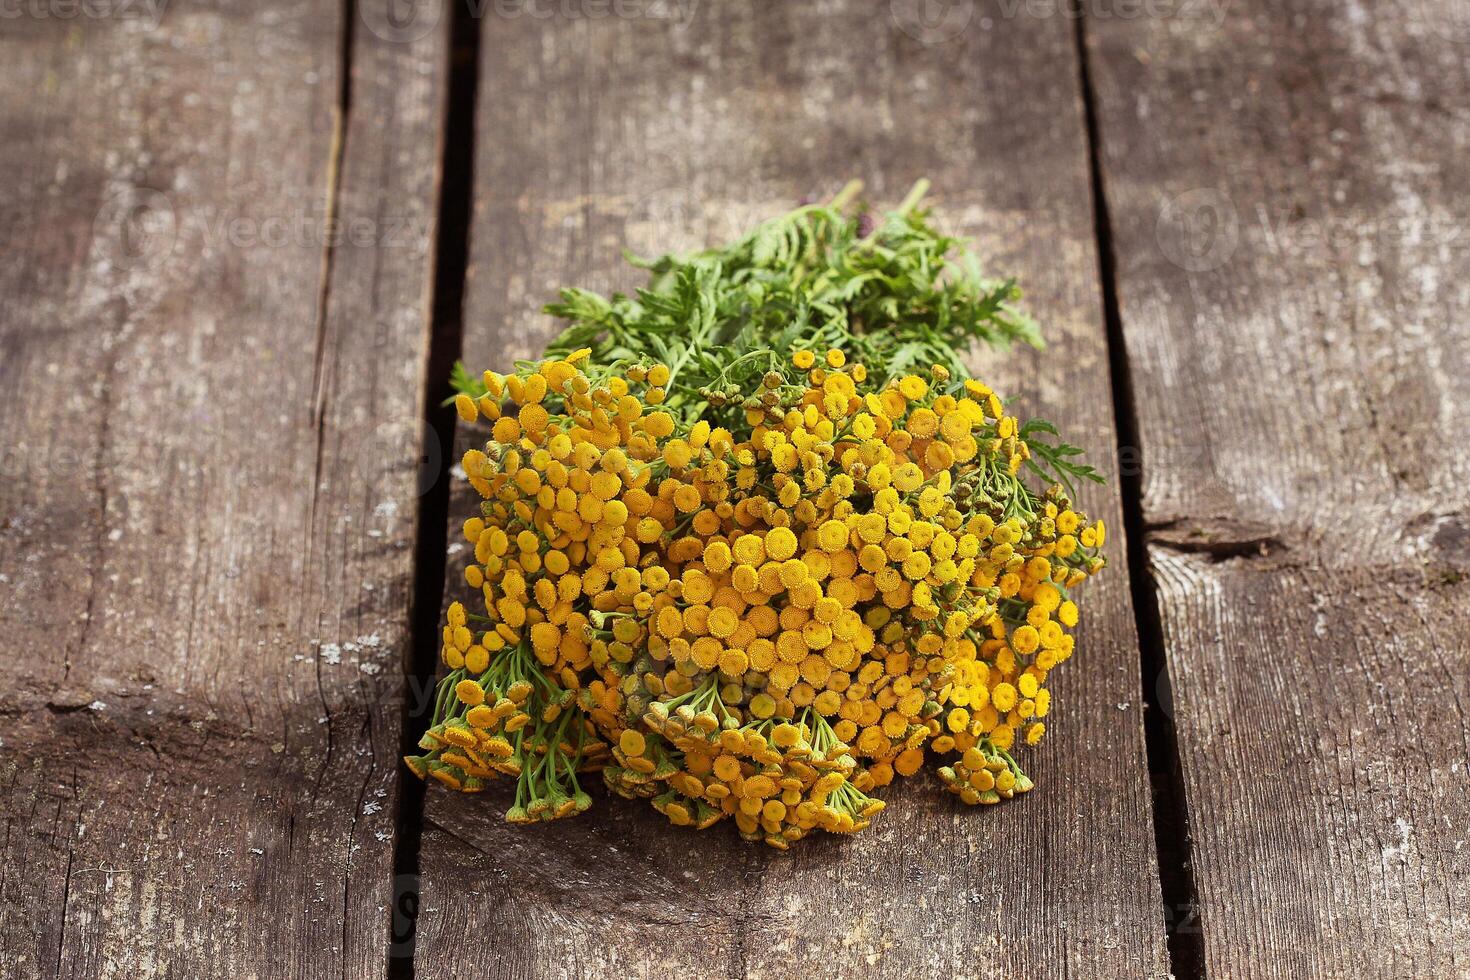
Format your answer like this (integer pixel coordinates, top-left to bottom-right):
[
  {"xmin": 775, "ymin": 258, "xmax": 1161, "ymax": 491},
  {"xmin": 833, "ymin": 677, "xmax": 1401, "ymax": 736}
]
[
  {"xmin": 0, "ymin": 7, "xmax": 443, "ymax": 977},
  {"xmin": 1086, "ymin": 0, "xmax": 1470, "ymax": 975},
  {"xmin": 414, "ymin": 3, "xmax": 1170, "ymax": 976}
]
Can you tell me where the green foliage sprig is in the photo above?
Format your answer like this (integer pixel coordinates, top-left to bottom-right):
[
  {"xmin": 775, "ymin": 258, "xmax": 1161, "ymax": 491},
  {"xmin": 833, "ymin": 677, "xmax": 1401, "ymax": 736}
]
[{"xmin": 451, "ymin": 180, "xmax": 1101, "ymax": 495}]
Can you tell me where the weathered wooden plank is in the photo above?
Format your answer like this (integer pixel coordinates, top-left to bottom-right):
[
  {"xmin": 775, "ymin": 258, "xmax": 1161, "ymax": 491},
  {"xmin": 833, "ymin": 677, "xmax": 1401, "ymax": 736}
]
[
  {"xmin": 414, "ymin": 3, "xmax": 1169, "ymax": 976},
  {"xmin": 1087, "ymin": 0, "xmax": 1470, "ymax": 975},
  {"xmin": 0, "ymin": 5, "xmax": 444, "ymax": 976}
]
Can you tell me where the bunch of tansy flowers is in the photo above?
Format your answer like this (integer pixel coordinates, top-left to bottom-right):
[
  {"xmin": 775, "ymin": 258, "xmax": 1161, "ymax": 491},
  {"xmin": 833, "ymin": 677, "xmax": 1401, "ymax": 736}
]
[{"xmin": 405, "ymin": 182, "xmax": 1105, "ymax": 847}]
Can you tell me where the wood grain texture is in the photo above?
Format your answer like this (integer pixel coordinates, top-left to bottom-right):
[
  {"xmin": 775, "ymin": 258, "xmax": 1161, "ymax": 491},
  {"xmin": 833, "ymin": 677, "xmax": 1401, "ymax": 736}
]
[
  {"xmin": 1087, "ymin": 0, "xmax": 1470, "ymax": 974},
  {"xmin": 0, "ymin": 4, "xmax": 444, "ymax": 977},
  {"xmin": 415, "ymin": 3, "xmax": 1169, "ymax": 976}
]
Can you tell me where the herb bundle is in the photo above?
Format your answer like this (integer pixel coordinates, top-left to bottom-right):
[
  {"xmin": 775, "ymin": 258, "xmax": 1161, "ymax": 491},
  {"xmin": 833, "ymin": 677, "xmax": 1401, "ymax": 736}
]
[{"xmin": 410, "ymin": 182, "xmax": 1105, "ymax": 845}]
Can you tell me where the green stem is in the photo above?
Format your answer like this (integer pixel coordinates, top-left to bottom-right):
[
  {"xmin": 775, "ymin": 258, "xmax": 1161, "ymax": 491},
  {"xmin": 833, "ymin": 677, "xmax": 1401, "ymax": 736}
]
[
  {"xmin": 895, "ymin": 178, "xmax": 930, "ymax": 216},
  {"xmin": 828, "ymin": 179, "xmax": 864, "ymax": 213}
]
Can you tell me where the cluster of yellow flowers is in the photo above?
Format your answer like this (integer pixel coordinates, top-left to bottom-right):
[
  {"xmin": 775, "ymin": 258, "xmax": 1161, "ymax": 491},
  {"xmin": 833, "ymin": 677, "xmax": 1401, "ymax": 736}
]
[{"xmin": 406, "ymin": 347, "xmax": 1104, "ymax": 845}]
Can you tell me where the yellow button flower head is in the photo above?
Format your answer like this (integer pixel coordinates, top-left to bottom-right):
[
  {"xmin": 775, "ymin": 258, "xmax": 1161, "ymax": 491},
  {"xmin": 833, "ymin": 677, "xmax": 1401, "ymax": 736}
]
[
  {"xmin": 765, "ymin": 526, "xmax": 798, "ymax": 561},
  {"xmin": 898, "ymin": 375, "xmax": 928, "ymax": 401}
]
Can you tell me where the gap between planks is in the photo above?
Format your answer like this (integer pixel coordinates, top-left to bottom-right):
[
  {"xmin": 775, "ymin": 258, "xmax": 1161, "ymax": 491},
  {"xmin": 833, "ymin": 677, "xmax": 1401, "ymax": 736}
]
[
  {"xmin": 1073, "ymin": 10, "xmax": 1206, "ymax": 980},
  {"xmin": 388, "ymin": 2, "xmax": 483, "ymax": 977}
]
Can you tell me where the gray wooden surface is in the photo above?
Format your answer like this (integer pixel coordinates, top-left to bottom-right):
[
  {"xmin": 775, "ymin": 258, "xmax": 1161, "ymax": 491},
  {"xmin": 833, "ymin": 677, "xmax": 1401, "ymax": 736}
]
[
  {"xmin": 0, "ymin": 1, "xmax": 1465, "ymax": 978},
  {"xmin": 0, "ymin": 4, "xmax": 443, "ymax": 977},
  {"xmin": 1087, "ymin": 0, "xmax": 1470, "ymax": 974}
]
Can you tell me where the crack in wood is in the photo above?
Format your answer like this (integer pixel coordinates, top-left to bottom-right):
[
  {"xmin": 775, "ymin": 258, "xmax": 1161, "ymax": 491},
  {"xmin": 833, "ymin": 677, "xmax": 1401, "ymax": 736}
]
[
  {"xmin": 1073, "ymin": 11, "xmax": 1207, "ymax": 980},
  {"xmin": 388, "ymin": 3, "xmax": 482, "ymax": 976},
  {"xmin": 1145, "ymin": 517, "xmax": 1287, "ymax": 563}
]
